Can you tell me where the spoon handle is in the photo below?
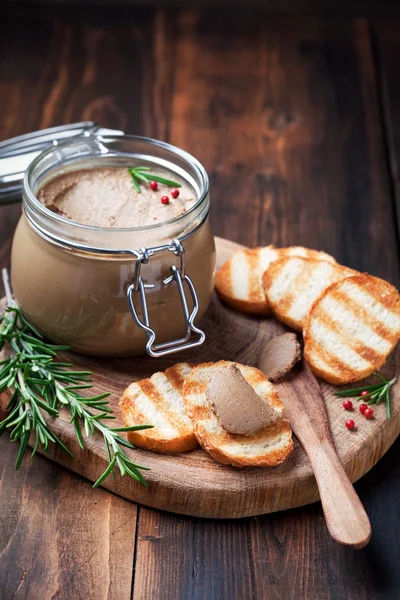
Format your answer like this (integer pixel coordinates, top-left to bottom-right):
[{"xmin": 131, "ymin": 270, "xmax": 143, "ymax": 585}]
[
  {"xmin": 301, "ymin": 433, "xmax": 371, "ymax": 548},
  {"xmin": 275, "ymin": 361, "xmax": 371, "ymax": 548}
]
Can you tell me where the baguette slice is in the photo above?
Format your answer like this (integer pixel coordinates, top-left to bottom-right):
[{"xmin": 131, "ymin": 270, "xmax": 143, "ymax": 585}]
[
  {"xmin": 182, "ymin": 361, "xmax": 293, "ymax": 467},
  {"xmin": 119, "ymin": 362, "xmax": 198, "ymax": 453},
  {"xmin": 215, "ymin": 245, "xmax": 335, "ymax": 315},
  {"xmin": 304, "ymin": 274, "xmax": 400, "ymax": 385},
  {"xmin": 262, "ymin": 257, "xmax": 357, "ymax": 331}
]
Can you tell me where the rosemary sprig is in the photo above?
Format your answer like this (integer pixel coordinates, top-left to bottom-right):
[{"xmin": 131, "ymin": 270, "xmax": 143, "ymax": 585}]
[
  {"xmin": 128, "ymin": 166, "xmax": 181, "ymax": 193},
  {"xmin": 335, "ymin": 372, "xmax": 396, "ymax": 419},
  {"xmin": 0, "ymin": 269, "xmax": 152, "ymax": 486}
]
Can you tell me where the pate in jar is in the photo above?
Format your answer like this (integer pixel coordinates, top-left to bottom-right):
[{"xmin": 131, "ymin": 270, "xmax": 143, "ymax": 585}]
[{"xmin": 11, "ymin": 135, "xmax": 215, "ymax": 357}]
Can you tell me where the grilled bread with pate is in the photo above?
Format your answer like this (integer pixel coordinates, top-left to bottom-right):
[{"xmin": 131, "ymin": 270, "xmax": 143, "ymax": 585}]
[
  {"xmin": 262, "ymin": 257, "xmax": 357, "ymax": 331},
  {"xmin": 182, "ymin": 361, "xmax": 293, "ymax": 467},
  {"xmin": 215, "ymin": 245, "xmax": 335, "ymax": 315},
  {"xmin": 304, "ymin": 274, "xmax": 400, "ymax": 385},
  {"xmin": 119, "ymin": 362, "xmax": 198, "ymax": 453}
]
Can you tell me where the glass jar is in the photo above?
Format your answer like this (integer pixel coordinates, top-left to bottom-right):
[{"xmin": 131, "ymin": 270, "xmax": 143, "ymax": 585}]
[{"xmin": 11, "ymin": 134, "xmax": 215, "ymax": 357}]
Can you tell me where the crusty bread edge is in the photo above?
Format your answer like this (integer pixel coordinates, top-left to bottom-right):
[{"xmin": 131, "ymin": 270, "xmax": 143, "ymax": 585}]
[
  {"xmin": 303, "ymin": 273, "xmax": 400, "ymax": 385},
  {"xmin": 215, "ymin": 252, "xmax": 271, "ymax": 315},
  {"xmin": 197, "ymin": 425, "xmax": 294, "ymax": 468},
  {"xmin": 182, "ymin": 360, "xmax": 294, "ymax": 467},
  {"xmin": 119, "ymin": 378, "xmax": 199, "ymax": 454},
  {"xmin": 126, "ymin": 429, "xmax": 199, "ymax": 454},
  {"xmin": 216, "ymin": 290, "xmax": 271, "ymax": 316}
]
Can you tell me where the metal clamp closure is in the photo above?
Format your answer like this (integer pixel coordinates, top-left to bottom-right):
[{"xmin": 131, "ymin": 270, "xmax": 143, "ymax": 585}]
[{"xmin": 127, "ymin": 239, "xmax": 205, "ymax": 357}]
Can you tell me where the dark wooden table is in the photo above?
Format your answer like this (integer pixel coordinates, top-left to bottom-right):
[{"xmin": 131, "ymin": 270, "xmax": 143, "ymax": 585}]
[{"xmin": 1, "ymin": 4, "xmax": 400, "ymax": 599}]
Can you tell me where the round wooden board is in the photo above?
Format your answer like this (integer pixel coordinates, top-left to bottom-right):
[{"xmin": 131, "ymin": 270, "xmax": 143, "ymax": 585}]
[{"xmin": 2, "ymin": 236, "xmax": 400, "ymax": 519}]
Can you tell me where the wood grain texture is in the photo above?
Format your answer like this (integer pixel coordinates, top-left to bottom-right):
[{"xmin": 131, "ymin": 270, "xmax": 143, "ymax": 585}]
[
  {"xmin": 1, "ymin": 4, "xmax": 400, "ymax": 599},
  {"xmin": 0, "ymin": 436, "xmax": 137, "ymax": 600},
  {"xmin": 1, "ymin": 237, "xmax": 399, "ymax": 521},
  {"xmin": 374, "ymin": 17, "xmax": 400, "ymax": 241},
  {"xmin": 149, "ymin": 13, "xmax": 397, "ymax": 286}
]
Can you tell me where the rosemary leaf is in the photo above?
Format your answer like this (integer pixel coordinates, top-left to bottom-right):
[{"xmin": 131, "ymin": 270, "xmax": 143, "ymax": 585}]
[
  {"xmin": 0, "ymin": 268, "xmax": 151, "ymax": 486},
  {"xmin": 128, "ymin": 169, "xmax": 141, "ymax": 193},
  {"xmin": 111, "ymin": 424, "xmax": 154, "ymax": 432},
  {"xmin": 386, "ymin": 388, "xmax": 391, "ymax": 420},
  {"xmin": 93, "ymin": 456, "xmax": 117, "ymax": 488},
  {"xmin": 16, "ymin": 431, "xmax": 30, "ymax": 470},
  {"xmin": 146, "ymin": 174, "xmax": 182, "ymax": 187},
  {"xmin": 127, "ymin": 166, "xmax": 181, "ymax": 192},
  {"xmin": 133, "ymin": 171, "xmax": 151, "ymax": 184}
]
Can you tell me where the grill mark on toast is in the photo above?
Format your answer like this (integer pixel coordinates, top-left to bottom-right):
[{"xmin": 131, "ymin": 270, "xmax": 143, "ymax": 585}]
[
  {"xmin": 328, "ymin": 288, "xmax": 398, "ymax": 343},
  {"xmin": 283, "ymin": 260, "xmax": 318, "ymax": 320},
  {"xmin": 124, "ymin": 380, "xmax": 177, "ymax": 439},
  {"xmin": 309, "ymin": 317, "xmax": 371, "ymax": 370},
  {"xmin": 286, "ymin": 261, "xmax": 339, "ymax": 324},
  {"xmin": 305, "ymin": 337, "xmax": 357, "ymax": 381},
  {"xmin": 186, "ymin": 381, "xmax": 204, "ymax": 395},
  {"xmin": 295, "ymin": 260, "xmax": 316, "ymax": 295},
  {"xmin": 137, "ymin": 377, "xmax": 181, "ymax": 437},
  {"xmin": 304, "ymin": 321, "xmax": 359, "ymax": 380},
  {"xmin": 345, "ymin": 278, "xmax": 400, "ymax": 333},
  {"xmin": 151, "ymin": 372, "xmax": 193, "ymax": 434},
  {"xmin": 165, "ymin": 364, "xmax": 187, "ymax": 389},
  {"xmin": 121, "ymin": 364, "xmax": 198, "ymax": 452},
  {"xmin": 265, "ymin": 258, "xmax": 304, "ymax": 318},
  {"xmin": 120, "ymin": 393, "xmax": 150, "ymax": 426},
  {"xmin": 137, "ymin": 378, "xmax": 163, "ymax": 406},
  {"xmin": 361, "ymin": 277, "xmax": 400, "ymax": 309},
  {"xmin": 313, "ymin": 307, "xmax": 383, "ymax": 365}
]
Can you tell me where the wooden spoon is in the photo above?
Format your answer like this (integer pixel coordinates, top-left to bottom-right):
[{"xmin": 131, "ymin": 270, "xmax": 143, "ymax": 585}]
[{"xmin": 274, "ymin": 360, "xmax": 372, "ymax": 549}]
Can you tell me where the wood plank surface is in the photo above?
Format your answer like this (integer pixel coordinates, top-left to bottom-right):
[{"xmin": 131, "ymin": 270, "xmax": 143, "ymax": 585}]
[
  {"xmin": 0, "ymin": 438, "xmax": 138, "ymax": 600},
  {"xmin": 1, "ymin": 4, "xmax": 400, "ymax": 600},
  {"xmin": 374, "ymin": 18, "xmax": 400, "ymax": 240}
]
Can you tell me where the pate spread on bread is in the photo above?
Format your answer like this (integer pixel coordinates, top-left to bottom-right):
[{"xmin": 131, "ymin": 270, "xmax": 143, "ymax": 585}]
[{"xmin": 182, "ymin": 361, "xmax": 293, "ymax": 467}]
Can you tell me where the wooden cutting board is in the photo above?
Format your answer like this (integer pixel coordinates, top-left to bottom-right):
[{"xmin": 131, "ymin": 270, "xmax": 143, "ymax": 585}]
[{"xmin": 1, "ymin": 237, "xmax": 399, "ymax": 519}]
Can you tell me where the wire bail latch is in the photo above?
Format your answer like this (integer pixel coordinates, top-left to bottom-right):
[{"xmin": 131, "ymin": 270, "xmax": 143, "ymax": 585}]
[{"xmin": 127, "ymin": 239, "xmax": 206, "ymax": 357}]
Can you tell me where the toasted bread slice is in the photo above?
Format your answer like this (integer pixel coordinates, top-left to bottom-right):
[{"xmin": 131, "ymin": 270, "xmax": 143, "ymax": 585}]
[
  {"xmin": 215, "ymin": 245, "xmax": 335, "ymax": 315},
  {"xmin": 304, "ymin": 274, "xmax": 400, "ymax": 385},
  {"xmin": 262, "ymin": 257, "xmax": 357, "ymax": 331},
  {"xmin": 182, "ymin": 361, "xmax": 293, "ymax": 467},
  {"xmin": 119, "ymin": 362, "xmax": 198, "ymax": 453}
]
